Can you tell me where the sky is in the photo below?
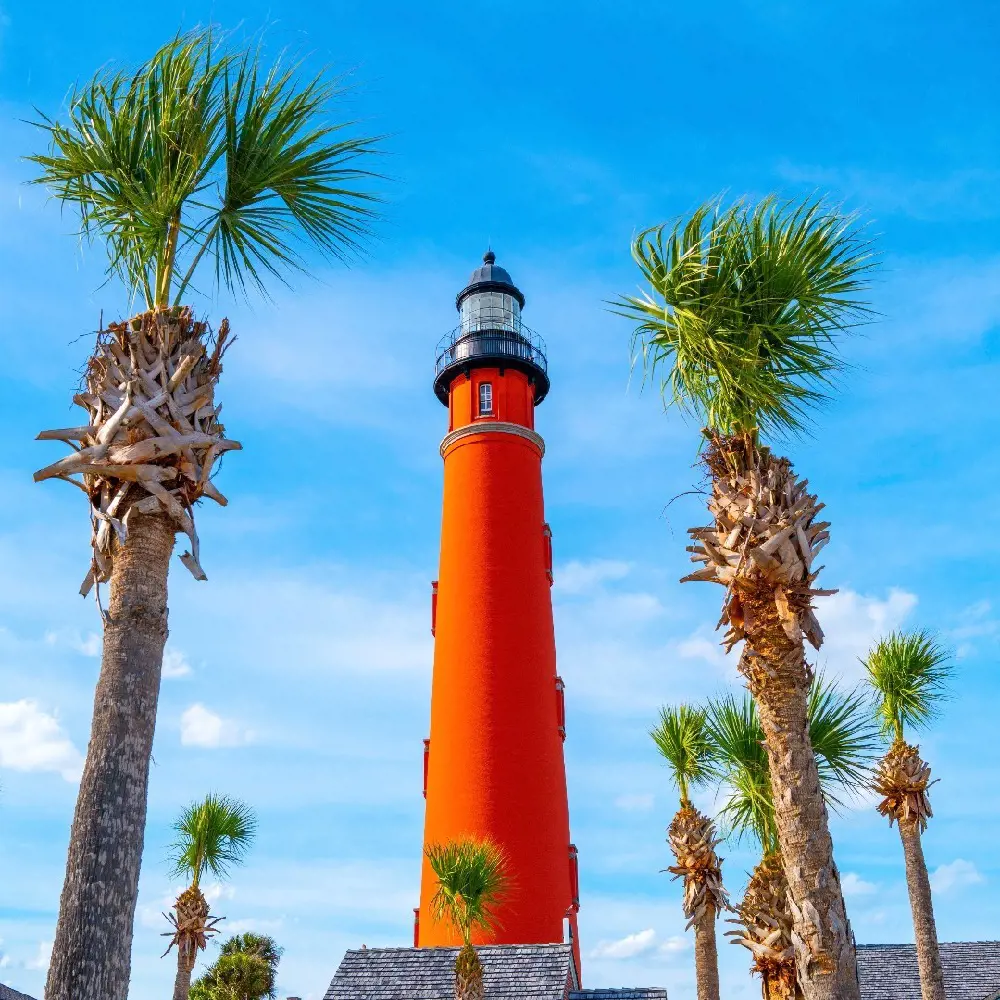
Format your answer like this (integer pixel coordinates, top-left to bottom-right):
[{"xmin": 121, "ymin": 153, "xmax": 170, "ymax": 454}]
[{"xmin": 1, "ymin": 0, "xmax": 999, "ymax": 997}]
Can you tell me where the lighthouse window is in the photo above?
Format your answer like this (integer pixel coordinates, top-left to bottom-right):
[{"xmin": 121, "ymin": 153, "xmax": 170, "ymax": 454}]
[{"xmin": 479, "ymin": 382, "xmax": 493, "ymax": 415}]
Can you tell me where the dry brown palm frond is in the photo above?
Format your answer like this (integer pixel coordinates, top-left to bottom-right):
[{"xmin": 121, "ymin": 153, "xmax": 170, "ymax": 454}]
[
  {"xmin": 34, "ymin": 306, "xmax": 240, "ymax": 594},
  {"xmin": 684, "ymin": 433, "xmax": 832, "ymax": 682},
  {"xmin": 161, "ymin": 884, "xmax": 223, "ymax": 966},
  {"xmin": 726, "ymin": 853, "xmax": 798, "ymax": 999},
  {"xmin": 667, "ymin": 806, "xmax": 729, "ymax": 929},
  {"xmin": 874, "ymin": 739, "xmax": 935, "ymax": 832}
]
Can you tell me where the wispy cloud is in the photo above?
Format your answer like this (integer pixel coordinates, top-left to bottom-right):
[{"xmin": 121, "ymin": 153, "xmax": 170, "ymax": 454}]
[
  {"xmin": 180, "ymin": 704, "xmax": 254, "ymax": 749},
  {"xmin": 162, "ymin": 647, "xmax": 192, "ymax": 679},
  {"xmin": 0, "ymin": 699, "xmax": 83, "ymax": 781},
  {"xmin": 590, "ymin": 928, "xmax": 658, "ymax": 960},
  {"xmin": 930, "ymin": 859, "xmax": 984, "ymax": 895}
]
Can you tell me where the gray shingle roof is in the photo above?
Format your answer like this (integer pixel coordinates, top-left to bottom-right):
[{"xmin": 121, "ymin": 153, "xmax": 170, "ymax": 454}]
[
  {"xmin": 858, "ymin": 941, "xmax": 1000, "ymax": 1000},
  {"xmin": 326, "ymin": 945, "xmax": 575, "ymax": 999},
  {"xmin": 325, "ymin": 945, "xmax": 667, "ymax": 1000},
  {"xmin": 570, "ymin": 991, "xmax": 668, "ymax": 998},
  {"xmin": 0, "ymin": 985, "xmax": 38, "ymax": 1000}
]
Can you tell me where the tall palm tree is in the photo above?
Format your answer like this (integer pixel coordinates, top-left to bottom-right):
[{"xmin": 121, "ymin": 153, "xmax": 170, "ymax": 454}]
[
  {"xmin": 424, "ymin": 837, "xmax": 511, "ymax": 1000},
  {"xmin": 163, "ymin": 795, "xmax": 257, "ymax": 1000},
  {"xmin": 29, "ymin": 31, "xmax": 380, "ymax": 1000},
  {"xmin": 651, "ymin": 705, "xmax": 727, "ymax": 1000},
  {"xmin": 617, "ymin": 196, "xmax": 876, "ymax": 1000},
  {"xmin": 707, "ymin": 676, "xmax": 878, "ymax": 1000},
  {"xmin": 190, "ymin": 933, "xmax": 282, "ymax": 1000},
  {"xmin": 864, "ymin": 630, "xmax": 952, "ymax": 1000}
]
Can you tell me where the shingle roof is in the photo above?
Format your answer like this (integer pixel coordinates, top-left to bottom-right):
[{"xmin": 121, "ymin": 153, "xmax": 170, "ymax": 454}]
[
  {"xmin": 858, "ymin": 941, "xmax": 1000, "ymax": 1000},
  {"xmin": 570, "ymin": 991, "xmax": 668, "ymax": 998},
  {"xmin": 325, "ymin": 945, "xmax": 668, "ymax": 1000},
  {"xmin": 0, "ymin": 984, "xmax": 38, "ymax": 1000},
  {"xmin": 325, "ymin": 945, "xmax": 575, "ymax": 999}
]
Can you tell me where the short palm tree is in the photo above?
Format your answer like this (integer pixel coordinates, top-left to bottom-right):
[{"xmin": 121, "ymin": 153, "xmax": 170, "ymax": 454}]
[
  {"xmin": 651, "ymin": 705, "xmax": 727, "ymax": 1000},
  {"xmin": 424, "ymin": 837, "xmax": 511, "ymax": 1000},
  {"xmin": 707, "ymin": 677, "xmax": 878, "ymax": 1000},
  {"xmin": 618, "ymin": 196, "xmax": 876, "ymax": 1000},
  {"xmin": 30, "ymin": 31, "xmax": 379, "ymax": 1000},
  {"xmin": 190, "ymin": 933, "xmax": 282, "ymax": 1000},
  {"xmin": 864, "ymin": 630, "xmax": 952, "ymax": 1000},
  {"xmin": 163, "ymin": 795, "xmax": 257, "ymax": 1000}
]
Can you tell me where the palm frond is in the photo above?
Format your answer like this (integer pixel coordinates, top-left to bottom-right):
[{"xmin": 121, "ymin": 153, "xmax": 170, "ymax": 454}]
[
  {"xmin": 168, "ymin": 793, "xmax": 257, "ymax": 885},
  {"xmin": 28, "ymin": 28, "xmax": 383, "ymax": 308},
  {"xmin": 650, "ymin": 704, "xmax": 715, "ymax": 807},
  {"xmin": 615, "ymin": 195, "xmax": 877, "ymax": 440},
  {"xmin": 863, "ymin": 629, "xmax": 953, "ymax": 742},
  {"xmin": 807, "ymin": 671, "xmax": 881, "ymax": 808},
  {"xmin": 707, "ymin": 675, "xmax": 878, "ymax": 850},
  {"xmin": 424, "ymin": 837, "xmax": 510, "ymax": 946},
  {"xmin": 705, "ymin": 692, "xmax": 778, "ymax": 853}
]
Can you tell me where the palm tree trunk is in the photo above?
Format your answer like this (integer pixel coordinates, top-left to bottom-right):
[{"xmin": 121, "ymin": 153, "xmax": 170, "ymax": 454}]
[
  {"xmin": 898, "ymin": 821, "xmax": 945, "ymax": 1000},
  {"xmin": 455, "ymin": 943, "xmax": 484, "ymax": 1000},
  {"xmin": 45, "ymin": 513, "xmax": 174, "ymax": 1000},
  {"xmin": 746, "ymin": 626, "xmax": 858, "ymax": 1000},
  {"xmin": 693, "ymin": 912, "xmax": 721, "ymax": 1000},
  {"xmin": 749, "ymin": 643, "xmax": 858, "ymax": 1000},
  {"xmin": 173, "ymin": 943, "xmax": 195, "ymax": 1000}
]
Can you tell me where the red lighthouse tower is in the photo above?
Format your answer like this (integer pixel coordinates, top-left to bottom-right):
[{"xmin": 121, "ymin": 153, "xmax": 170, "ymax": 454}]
[{"xmin": 417, "ymin": 252, "xmax": 580, "ymax": 971}]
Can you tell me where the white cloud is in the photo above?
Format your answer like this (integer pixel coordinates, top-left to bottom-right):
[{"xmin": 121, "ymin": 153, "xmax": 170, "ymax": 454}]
[
  {"xmin": 590, "ymin": 928, "xmax": 657, "ymax": 959},
  {"xmin": 930, "ymin": 859, "xmax": 984, "ymax": 895},
  {"xmin": 162, "ymin": 647, "xmax": 192, "ymax": 679},
  {"xmin": 180, "ymin": 704, "xmax": 253, "ymax": 749},
  {"xmin": 657, "ymin": 935, "xmax": 691, "ymax": 954},
  {"xmin": 814, "ymin": 587, "xmax": 918, "ymax": 683},
  {"xmin": 26, "ymin": 940, "xmax": 52, "ymax": 971},
  {"xmin": 555, "ymin": 559, "xmax": 631, "ymax": 595},
  {"xmin": 614, "ymin": 793, "xmax": 655, "ymax": 812},
  {"xmin": 841, "ymin": 872, "xmax": 878, "ymax": 897},
  {"xmin": 0, "ymin": 700, "xmax": 84, "ymax": 782}
]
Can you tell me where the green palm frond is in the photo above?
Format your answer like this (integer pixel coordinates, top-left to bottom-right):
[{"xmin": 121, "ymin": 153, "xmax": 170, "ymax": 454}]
[
  {"xmin": 28, "ymin": 28, "xmax": 382, "ymax": 309},
  {"xmin": 168, "ymin": 793, "xmax": 257, "ymax": 887},
  {"xmin": 807, "ymin": 672, "xmax": 881, "ymax": 809},
  {"xmin": 705, "ymin": 692, "xmax": 778, "ymax": 853},
  {"xmin": 425, "ymin": 837, "xmax": 510, "ymax": 947},
  {"xmin": 650, "ymin": 704, "xmax": 715, "ymax": 808},
  {"xmin": 615, "ymin": 195, "xmax": 876, "ymax": 440},
  {"xmin": 706, "ymin": 676, "xmax": 877, "ymax": 851},
  {"xmin": 863, "ymin": 629, "xmax": 952, "ymax": 742}
]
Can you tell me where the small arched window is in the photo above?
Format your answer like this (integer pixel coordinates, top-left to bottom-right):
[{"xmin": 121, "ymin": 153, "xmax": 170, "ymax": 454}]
[{"xmin": 479, "ymin": 382, "xmax": 493, "ymax": 415}]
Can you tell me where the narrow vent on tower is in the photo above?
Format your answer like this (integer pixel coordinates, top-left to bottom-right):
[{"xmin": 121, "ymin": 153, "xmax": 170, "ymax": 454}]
[
  {"xmin": 543, "ymin": 522, "xmax": 553, "ymax": 584},
  {"xmin": 422, "ymin": 739, "xmax": 430, "ymax": 799},
  {"xmin": 569, "ymin": 843, "xmax": 580, "ymax": 908},
  {"xmin": 555, "ymin": 676, "xmax": 566, "ymax": 740},
  {"xmin": 430, "ymin": 581, "xmax": 438, "ymax": 636}
]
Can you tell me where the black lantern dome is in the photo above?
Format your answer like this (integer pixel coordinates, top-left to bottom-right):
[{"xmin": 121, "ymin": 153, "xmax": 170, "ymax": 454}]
[{"xmin": 434, "ymin": 251, "xmax": 549, "ymax": 406}]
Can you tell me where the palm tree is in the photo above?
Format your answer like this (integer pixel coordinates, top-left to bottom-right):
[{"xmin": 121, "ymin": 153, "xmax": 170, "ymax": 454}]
[
  {"xmin": 163, "ymin": 794, "xmax": 257, "ymax": 1000},
  {"xmin": 190, "ymin": 933, "xmax": 282, "ymax": 1000},
  {"xmin": 707, "ymin": 676, "xmax": 878, "ymax": 1000},
  {"xmin": 424, "ymin": 837, "xmax": 511, "ymax": 1000},
  {"xmin": 651, "ymin": 705, "xmax": 727, "ymax": 1000},
  {"xmin": 30, "ymin": 31, "xmax": 380, "ymax": 1000},
  {"xmin": 864, "ymin": 630, "xmax": 952, "ymax": 1000},
  {"xmin": 617, "ymin": 196, "xmax": 876, "ymax": 1000}
]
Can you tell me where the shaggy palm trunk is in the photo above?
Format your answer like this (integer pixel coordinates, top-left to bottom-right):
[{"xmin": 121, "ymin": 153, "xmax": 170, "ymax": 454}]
[
  {"xmin": 687, "ymin": 434, "xmax": 859, "ymax": 1000},
  {"xmin": 166, "ymin": 884, "xmax": 215, "ymax": 1000},
  {"xmin": 729, "ymin": 853, "xmax": 798, "ymax": 1000},
  {"xmin": 874, "ymin": 741, "xmax": 944, "ymax": 1000},
  {"xmin": 45, "ymin": 513, "xmax": 174, "ymax": 1000},
  {"xmin": 35, "ymin": 307, "xmax": 238, "ymax": 1000},
  {"xmin": 668, "ymin": 806, "xmax": 726, "ymax": 1000},
  {"xmin": 455, "ymin": 943, "xmax": 484, "ymax": 1000}
]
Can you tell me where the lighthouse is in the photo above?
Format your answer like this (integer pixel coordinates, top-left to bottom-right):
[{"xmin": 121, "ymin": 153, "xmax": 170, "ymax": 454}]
[{"xmin": 417, "ymin": 252, "xmax": 581, "ymax": 972}]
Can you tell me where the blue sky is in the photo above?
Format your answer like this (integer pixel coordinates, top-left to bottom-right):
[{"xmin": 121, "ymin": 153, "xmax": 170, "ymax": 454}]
[{"xmin": 1, "ymin": 1, "xmax": 999, "ymax": 997}]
